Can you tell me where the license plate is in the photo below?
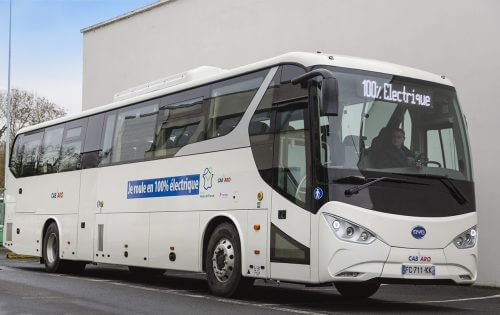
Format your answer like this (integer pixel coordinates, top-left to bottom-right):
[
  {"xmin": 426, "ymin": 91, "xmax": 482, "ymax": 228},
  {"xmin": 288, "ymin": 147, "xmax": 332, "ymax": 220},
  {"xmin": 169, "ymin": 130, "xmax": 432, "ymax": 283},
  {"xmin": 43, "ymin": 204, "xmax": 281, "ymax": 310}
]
[{"xmin": 401, "ymin": 264, "xmax": 435, "ymax": 276}]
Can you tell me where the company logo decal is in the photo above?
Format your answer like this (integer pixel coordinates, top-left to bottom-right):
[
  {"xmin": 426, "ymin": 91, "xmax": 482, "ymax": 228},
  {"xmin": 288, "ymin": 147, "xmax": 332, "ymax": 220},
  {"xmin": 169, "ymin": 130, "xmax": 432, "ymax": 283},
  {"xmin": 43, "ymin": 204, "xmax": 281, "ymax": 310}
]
[
  {"xmin": 203, "ymin": 168, "xmax": 214, "ymax": 190},
  {"xmin": 411, "ymin": 226, "xmax": 427, "ymax": 239},
  {"xmin": 408, "ymin": 255, "xmax": 432, "ymax": 262}
]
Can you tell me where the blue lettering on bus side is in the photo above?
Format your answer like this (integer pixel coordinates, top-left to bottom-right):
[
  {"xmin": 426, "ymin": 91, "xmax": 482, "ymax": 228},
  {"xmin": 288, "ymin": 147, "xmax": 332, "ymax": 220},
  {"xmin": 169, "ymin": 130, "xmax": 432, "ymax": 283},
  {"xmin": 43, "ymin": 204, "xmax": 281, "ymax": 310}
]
[{"xmin": 127, "ymin": 174, "xmax": 200, "ymax": 199}]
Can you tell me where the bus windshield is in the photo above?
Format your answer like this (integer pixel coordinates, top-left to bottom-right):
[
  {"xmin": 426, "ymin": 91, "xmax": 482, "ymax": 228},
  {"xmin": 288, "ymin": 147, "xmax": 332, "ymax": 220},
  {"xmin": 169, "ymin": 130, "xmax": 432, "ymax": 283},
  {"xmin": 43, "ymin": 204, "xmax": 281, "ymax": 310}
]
[{"xmin": 318, "ymin": 68, "xmax": 472, "ymax": 182}]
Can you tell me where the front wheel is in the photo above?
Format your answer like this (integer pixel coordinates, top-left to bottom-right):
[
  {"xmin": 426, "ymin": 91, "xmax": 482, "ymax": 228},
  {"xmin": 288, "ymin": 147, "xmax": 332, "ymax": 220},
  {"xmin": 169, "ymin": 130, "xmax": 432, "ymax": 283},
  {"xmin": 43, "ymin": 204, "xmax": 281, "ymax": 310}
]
[
  {"xmin": 205, "ymin": 223, "xmax": 250, "ymax": 297},
  {"xmin": 334, "ymin": 282, "xmax": 380, "ymax": 299}
]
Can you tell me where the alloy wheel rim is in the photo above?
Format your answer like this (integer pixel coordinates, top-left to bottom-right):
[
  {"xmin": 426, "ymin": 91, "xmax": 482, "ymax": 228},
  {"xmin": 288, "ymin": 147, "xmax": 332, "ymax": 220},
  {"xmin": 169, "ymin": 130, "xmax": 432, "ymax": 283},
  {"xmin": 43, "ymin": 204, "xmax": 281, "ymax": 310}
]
[{"xmin": 212, "ymin": 238, "xmax": 235, "ymax": 282}]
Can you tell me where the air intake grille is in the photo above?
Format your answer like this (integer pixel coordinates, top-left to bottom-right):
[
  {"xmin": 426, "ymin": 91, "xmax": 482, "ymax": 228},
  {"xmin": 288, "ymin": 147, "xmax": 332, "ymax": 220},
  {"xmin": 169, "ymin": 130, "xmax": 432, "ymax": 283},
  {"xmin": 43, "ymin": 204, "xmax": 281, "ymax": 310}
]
[
  {"xmin": 98, "ymin": 224, "xmax": 104, "ymax": 251},
  {"xmin": 6, "ymin": 223, "xmax": 12, "ymax": 242}
]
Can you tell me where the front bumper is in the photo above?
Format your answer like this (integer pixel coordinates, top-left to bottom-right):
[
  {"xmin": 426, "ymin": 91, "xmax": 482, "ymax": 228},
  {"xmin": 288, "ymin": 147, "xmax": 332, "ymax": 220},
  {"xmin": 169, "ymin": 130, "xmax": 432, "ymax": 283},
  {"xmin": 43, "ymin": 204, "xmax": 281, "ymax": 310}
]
[{"xmin": 318, "ymin": 207, "xmax": 478, "ymax": 285}]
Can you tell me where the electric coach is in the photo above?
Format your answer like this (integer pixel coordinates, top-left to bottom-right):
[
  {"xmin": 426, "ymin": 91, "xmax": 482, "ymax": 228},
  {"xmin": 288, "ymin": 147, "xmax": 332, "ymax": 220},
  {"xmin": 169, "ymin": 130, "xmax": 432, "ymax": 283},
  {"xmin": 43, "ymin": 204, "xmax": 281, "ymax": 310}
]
[{"xmin": 3, "ymin": 52, "xmax": 477, "ymax": 298}]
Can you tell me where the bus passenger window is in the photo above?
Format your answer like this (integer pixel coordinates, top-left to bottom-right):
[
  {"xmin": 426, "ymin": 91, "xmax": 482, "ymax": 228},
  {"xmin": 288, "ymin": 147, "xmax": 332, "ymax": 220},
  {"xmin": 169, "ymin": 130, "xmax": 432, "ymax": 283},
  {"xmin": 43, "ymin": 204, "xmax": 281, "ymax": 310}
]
[
  {"xmin": 207, "ymin": 70, "xmax": 267, "ymax": 139},
  {"xmin": 38, "ymin": 126, "xmax": 64, "ymax": 174},
  {"xmin": 9, "ymin": 134, "xmax": 24, "ymax": 177},
  {"xmin": 59, "ymin": 141, "xmax": 82, "ymax": 172},
  {"xmin": 112, "ymin": 101, "xmax": 159, "ymax": 163},
  {"xmin": 19, "ymin": 132, "xmax": 43, "ymax": 177},
  {"xmin": 100, "ymin": 113, "xmax": 116, "ymax": 165},
  {"xmin": 152, "ymin": 96, "xmax": 204, "ymax": 158}
]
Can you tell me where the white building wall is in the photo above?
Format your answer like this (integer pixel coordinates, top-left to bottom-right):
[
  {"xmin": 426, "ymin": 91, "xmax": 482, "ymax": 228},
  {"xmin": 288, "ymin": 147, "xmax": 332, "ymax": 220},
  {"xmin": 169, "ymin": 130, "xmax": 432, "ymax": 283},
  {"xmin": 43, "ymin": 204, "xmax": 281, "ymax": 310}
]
[{"xmin": 82, "ymin": 0, "xmax": 500, "ymax": 286}]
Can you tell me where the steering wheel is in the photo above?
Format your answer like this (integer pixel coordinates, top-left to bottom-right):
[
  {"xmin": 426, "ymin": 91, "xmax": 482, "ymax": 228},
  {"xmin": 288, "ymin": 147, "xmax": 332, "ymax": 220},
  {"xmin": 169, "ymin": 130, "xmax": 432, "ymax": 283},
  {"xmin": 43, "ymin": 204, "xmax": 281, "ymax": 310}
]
[
  {"xmin": 295, "ymin": 175, "xmax": 307, "ymax": 202},
  {"xmin": 416, "ymin": 154, "xmax": 442, "ymax": 168},
  {"xmin": 422, "ymin": 160, "xmax": 442, "ymax": 167}
]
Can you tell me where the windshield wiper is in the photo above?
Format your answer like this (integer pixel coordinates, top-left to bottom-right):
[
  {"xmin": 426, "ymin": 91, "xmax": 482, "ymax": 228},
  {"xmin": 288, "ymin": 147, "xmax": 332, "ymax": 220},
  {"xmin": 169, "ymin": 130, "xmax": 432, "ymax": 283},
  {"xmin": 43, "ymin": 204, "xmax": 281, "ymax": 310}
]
[
  {"xmin": 339, "ymin": 176, "xmax": 427, "ymax": 196},
  {"xmin": 393, "ymin": 173, "xmax": 467, "ymax": 205}
]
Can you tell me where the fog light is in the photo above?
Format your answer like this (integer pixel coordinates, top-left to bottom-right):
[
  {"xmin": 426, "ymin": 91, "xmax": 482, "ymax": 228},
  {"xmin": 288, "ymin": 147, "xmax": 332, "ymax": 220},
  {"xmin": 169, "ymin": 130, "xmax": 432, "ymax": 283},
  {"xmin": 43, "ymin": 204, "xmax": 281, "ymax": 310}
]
[
  {"xmin": 346, "ymin": 226, "xmax": 354, "ymax": 238},
  {"xmin": 459, "ymin": 274, "xmax": 472, "ymax": 280},
  {"xmin": 360, "ymin": 232, "xmax": 368, "ymax": 241}
]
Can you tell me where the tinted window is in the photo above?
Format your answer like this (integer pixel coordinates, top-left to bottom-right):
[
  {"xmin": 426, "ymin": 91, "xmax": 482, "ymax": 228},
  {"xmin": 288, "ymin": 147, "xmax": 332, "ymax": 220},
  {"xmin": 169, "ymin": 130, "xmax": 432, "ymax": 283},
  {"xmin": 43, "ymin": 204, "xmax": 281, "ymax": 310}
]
[
  {"xmin": 9, "ymin": 134, "xmax": 24, "ymax": 177},
  {"xmin": 59, "ymin": 118, "xmax": 87, "ymax": 172},
  {"xmin": 152, "ymin": 94, "xmax": 205, "ymax": 158},
  {"xmin": 19, "ymin": 132, "xmax": 43, "ymax": 177},
  {"xmin": 38, "ymin": 126, "xmax": 64, "ymax": 174},
  {"xmin": 207, "ymin": 70, "xmax": 267, "ymax": 139},
  {"xmin": 100, "ymin": 112, "xmax": 116, "ymax": 165},
  {"xmin": 112, "ymin": 101, "xmax": 159, "ymax": 163},
  {"xmin": 84, "ymin": 114, "xmax": 104, "ymax": 153},
  {"xmin": 249, "ymin": 68, "xmax": 281, "ymax": 186}
]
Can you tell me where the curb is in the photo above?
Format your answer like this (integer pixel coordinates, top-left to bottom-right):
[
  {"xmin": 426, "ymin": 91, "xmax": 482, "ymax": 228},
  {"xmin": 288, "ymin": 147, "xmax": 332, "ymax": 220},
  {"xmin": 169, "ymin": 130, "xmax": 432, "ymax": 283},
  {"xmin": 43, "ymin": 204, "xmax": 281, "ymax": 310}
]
[{"xmin": 6, "ymin": 252, "xmax": 38, "ymax": 259}]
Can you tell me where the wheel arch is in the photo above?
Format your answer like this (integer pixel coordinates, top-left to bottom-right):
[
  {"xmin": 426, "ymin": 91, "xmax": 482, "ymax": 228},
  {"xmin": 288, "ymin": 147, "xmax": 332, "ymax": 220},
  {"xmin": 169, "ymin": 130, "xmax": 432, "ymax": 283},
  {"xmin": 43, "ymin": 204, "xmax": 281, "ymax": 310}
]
[{"xmin": 201, "ymin": 214, "xmax": 246, "ymax": 272}]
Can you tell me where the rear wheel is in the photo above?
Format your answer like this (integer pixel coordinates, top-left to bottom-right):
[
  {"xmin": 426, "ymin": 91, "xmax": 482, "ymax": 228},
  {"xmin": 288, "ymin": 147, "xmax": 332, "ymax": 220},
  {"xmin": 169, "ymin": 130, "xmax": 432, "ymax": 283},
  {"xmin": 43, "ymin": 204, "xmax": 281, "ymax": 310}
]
[
  {"xmin": 43, "ymin": 222, "xmax": 86, "ymax": 274},
  {"xmin": 206, "ymin": 223, "xmax": 250, "ymax": 297},
  {"xmin": 334, "ymin": 282, "xmax": 380, "ymax": 299},
  {"xmin": 128, "ymin": 266, "xmax": 166, "ymax": 278}
]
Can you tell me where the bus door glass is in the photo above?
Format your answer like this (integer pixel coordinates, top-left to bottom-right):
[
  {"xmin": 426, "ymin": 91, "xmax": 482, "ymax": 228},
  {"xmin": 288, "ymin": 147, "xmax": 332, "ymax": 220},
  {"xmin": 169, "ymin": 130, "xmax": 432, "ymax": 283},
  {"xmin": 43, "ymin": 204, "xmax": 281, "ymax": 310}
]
[{"xmin": 269, "ymin": 65, "xmax": 312, "ymax": 282}]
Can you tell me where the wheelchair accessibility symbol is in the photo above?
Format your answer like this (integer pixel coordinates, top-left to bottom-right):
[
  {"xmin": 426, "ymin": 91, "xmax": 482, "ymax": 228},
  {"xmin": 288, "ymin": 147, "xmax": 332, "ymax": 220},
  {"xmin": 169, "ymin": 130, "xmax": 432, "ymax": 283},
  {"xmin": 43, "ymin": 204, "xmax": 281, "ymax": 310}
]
[{"xmin": 313, "ymin": 187, "xmax": 323, "ymax": 200}]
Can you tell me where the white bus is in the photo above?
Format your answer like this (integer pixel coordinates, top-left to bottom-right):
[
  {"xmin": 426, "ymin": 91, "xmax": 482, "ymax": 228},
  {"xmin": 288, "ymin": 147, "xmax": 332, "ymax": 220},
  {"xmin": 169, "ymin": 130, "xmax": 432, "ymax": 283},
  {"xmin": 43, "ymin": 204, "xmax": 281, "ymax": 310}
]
[{"xmin": 3, "ymin": 52, "xmax": 477, "ymax": 298}]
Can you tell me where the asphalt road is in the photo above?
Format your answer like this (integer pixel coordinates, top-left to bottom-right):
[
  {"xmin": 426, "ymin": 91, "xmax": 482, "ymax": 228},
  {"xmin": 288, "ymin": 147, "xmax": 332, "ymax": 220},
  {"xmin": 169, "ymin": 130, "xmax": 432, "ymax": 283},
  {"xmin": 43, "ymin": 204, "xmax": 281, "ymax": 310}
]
[{"xmin": 0, "ymin": 249, "xmax": 499, "ymax": 314}]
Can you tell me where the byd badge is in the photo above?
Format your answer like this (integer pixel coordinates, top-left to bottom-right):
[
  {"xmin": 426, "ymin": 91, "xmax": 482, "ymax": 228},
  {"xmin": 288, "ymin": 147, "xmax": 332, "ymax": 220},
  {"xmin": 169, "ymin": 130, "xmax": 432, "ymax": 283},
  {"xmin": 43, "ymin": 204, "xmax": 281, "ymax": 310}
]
[{"xmin": 411, "ymin": 226, "xmax": 426, "ymax": 239}]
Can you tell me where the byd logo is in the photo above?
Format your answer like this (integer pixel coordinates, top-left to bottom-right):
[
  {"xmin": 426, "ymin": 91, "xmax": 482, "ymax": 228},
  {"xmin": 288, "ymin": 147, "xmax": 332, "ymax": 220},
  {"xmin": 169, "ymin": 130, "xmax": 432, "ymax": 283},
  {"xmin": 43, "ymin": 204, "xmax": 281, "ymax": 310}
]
[{"xmin": 411, "ymin": 226, "xmax": 426, "ymax": 239}]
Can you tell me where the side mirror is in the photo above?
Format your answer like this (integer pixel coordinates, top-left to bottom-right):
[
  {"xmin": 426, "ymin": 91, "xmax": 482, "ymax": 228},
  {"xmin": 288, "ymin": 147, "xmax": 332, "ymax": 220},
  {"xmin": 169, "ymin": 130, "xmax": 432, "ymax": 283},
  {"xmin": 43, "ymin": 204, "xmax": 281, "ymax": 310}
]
[{"xmin": 291, "ymin": 69, "xmax": 339, "ymax": 116}]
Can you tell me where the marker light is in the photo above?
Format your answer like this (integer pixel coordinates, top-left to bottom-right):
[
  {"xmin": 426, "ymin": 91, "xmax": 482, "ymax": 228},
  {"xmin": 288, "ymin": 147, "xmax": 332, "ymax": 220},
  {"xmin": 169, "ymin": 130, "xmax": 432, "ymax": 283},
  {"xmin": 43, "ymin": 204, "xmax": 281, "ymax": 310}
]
[
  {"xmin": 453, "ymin": 226, "xmax": 477, "ymax": 249},
  {"xmin": 323, "ymin": 214, "xmax": 376, "ymax": 244}
]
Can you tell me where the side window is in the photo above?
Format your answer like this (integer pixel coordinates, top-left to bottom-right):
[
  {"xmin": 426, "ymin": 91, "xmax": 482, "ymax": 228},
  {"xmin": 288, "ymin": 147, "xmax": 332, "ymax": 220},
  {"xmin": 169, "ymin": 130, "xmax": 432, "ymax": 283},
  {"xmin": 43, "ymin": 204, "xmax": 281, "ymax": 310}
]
[
  {"xmin": 152, "ymin": 87, "xmax": 207, "ymax": 158},
  {"xmin": 275, "ymin": 65, "xmax": 309, "ymax": 207},
  {"xmin": 59, "ymin": 118, "xmax": 87, "ymax": 172},
  {"xmin": 9, "ymin": 134, "xmax": 24, "ymax": 177},
  {"xmin": 19, "ymin": 132, "xmax": 43, "ymax": 177},
  {"xmin": 100, "ymin": 112, "xmax": 116, "ymax": 166},
  {"xmin": 427, "ymin": 128, "xmax": 459, "ymax": 170},
  {"xmin": 207, "ymin": 70, "xmax": 267, "ymax": 139},
  {"xmin": 112, "ymin": 100, "xmax": 159, "ymax": 163},
  {"xmin": 249, "ymin": 68, "xmax": 281, "ymax": 186},
  {"xmin": 83, "ymin": 114, "xmax": 104, "ymax": 153},
  {"xmin": 38, "ymin": 126, "xmax": 64, "ymax": 174}
]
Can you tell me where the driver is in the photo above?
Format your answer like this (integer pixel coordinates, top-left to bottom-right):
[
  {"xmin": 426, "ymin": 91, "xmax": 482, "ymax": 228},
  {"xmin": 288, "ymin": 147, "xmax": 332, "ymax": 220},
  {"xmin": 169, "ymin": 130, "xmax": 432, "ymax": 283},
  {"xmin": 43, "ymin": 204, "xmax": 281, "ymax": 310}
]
[{"xmin": 374, "ymin": 128, "xmax": 415, "ymax": 168}]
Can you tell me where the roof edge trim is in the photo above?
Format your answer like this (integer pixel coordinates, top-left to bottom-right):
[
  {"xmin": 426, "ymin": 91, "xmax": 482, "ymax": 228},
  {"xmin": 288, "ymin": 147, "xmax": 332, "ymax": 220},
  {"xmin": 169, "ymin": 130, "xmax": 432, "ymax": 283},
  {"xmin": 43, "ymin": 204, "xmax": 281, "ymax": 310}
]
[{"xmin": 80, "ymin": 0, "xmax": 175, "ymax": 33}]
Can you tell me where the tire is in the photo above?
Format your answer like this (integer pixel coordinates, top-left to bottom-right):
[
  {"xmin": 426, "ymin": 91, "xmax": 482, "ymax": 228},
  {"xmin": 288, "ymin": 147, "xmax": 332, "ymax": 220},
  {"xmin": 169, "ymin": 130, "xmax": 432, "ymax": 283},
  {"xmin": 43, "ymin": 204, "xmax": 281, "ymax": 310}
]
[
  {"xmin": 42, "ymin": 222, "xmax": 86, "ymax": 274},
  {"xmin": 334, "ymin": 282, "xmax": 380, "ymax": 299},
  {"xmin": 205, "ymin": 223, "xmax": 249, "ymax": 297},
  {"xmin": 128, "ymin": 266, "xmax": 166, "ymax": 278}
]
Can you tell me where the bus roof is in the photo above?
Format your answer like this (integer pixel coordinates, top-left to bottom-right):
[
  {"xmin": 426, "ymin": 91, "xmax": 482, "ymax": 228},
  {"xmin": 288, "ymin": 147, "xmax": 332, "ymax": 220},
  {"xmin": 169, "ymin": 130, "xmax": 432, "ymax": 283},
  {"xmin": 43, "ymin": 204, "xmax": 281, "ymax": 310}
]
[{"xmin": 18, "ymin": 52, "xmax": 453, "ymax": 135}]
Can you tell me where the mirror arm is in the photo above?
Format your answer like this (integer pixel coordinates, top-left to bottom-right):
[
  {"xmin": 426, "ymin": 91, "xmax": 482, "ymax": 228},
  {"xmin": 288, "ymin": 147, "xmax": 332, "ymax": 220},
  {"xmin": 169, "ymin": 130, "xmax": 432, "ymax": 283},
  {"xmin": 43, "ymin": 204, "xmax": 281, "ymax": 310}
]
[{"xmin": 291, "ymin": 69, "xmax": 335, "ymax": 85}]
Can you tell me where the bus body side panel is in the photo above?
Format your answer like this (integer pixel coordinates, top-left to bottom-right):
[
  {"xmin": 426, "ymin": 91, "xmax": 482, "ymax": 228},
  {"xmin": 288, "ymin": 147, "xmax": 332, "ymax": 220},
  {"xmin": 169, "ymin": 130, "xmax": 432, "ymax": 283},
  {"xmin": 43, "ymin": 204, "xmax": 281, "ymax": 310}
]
[
  {"xmin": 94, "ymin": 212, "xmax": 150, "ymax": 266},
  {"xmin": 149, "ymin": 211, "xmax": 200, "ymax": 271},
  {"xmin": 76, "ymin": 168, "xmax": 99, "ymax": 261},
  {"xmin": 92, "ymin": 148, "xmax": 269, "ymax": 274}
]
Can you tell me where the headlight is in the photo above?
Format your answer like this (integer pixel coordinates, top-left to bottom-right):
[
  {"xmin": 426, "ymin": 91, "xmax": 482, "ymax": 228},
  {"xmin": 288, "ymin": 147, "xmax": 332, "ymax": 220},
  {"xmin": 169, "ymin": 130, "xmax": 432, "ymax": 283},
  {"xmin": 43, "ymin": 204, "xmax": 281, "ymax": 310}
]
[
  {"xmin": 323, "ymin": 213, "xmax": 376, "ymax": 244},
  {"xmin": 453, "ymin": 226, "xmax": 477, "ymax": 249}
]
